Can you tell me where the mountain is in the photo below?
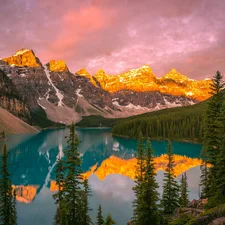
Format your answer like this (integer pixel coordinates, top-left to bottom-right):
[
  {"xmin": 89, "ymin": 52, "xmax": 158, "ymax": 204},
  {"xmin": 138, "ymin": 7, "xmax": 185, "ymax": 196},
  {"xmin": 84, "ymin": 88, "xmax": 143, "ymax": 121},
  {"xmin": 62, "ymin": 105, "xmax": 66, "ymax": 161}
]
[
  {"xmin": 0, "ymin": 69, "xmax": 31, "ymax": 122},
  {"xmin": 0, "ymin": 48, "xmax": 212, "ymax": 127},
  {"xmin": 0, "ymin": 107, "xmax": 37, "ymax": 134},
  {"xmin": 111, "ymin": 99, "xmax": 208, "ymax": 142},
  {"xmin": 87, "ymin": 66, "xmax": 211, "ymax": 101}
]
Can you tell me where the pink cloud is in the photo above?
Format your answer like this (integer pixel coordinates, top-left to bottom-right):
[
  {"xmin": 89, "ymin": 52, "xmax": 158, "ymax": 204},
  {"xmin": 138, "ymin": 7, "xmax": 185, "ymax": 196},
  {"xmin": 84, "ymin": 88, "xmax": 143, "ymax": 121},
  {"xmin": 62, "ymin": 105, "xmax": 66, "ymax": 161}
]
[{"xmin": 48, "ymin": 6, "xmax": 112, "ymax": 57}]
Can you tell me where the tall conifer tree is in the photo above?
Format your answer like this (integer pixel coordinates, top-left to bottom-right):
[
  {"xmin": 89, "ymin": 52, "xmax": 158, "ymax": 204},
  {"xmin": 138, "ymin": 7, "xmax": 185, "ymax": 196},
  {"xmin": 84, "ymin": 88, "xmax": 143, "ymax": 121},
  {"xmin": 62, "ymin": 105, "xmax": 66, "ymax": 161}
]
[
  {"xmin": 96, "ymin": 205, "xmax": 104, "ymax": 225},
  {"xmin": 141, "ymin": 139, "xmax": 159, "ymax": 225},
  {"xmin": 132, "ymin": 133, "xmax": 145, "ymax": 224},
  {"xmin": 0, "ymin": 144, "xmax": 16, "ymax": 225},
  {"xmin": 161, "ymin": 140, "xmax": 180, "ymax": 215},
  {"xmin": 63, "ymin": 122, "xmax": 83, "ymax": 224},
  {"xmin": 53, "ymin": 158, "xmax": 66, "ymax": 225},
  {"xmin": 202, "ymin": 71, "xmax": 225, "ymax": 205},
  {"xmin": 79, "ymin": 178, "xmax": 92, "ymax": 225},
  {"xmin": 179, "ymin": 172, "xmax": 189, "ymax": 207}
]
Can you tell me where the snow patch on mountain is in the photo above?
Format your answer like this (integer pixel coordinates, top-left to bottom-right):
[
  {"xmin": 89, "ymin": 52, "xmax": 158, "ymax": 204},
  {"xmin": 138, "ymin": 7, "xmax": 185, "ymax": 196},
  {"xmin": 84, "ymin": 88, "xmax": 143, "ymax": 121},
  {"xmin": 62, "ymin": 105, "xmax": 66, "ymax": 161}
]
[
  {"xmin": 44, "ymin": 65, "xmax": 64, "ymax": 107},
  {"xmin": 13, "ymin": 48, "xmax": 30, "ymax": 56},
  {"xmin": 76, "ymin": 88, "xmax": 83, "ymax": 98},
  {"xmin": 163, "ymin": 97, "xmax": 182, "ymax": 107}
]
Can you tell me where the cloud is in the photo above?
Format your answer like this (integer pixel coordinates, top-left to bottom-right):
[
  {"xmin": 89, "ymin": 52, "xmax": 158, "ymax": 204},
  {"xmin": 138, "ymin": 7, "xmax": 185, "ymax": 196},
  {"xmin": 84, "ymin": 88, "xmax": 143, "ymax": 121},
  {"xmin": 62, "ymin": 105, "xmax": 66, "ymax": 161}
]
[{"xmin": 0, "ymin": 0, "xmax": 225, "ymax": 79}]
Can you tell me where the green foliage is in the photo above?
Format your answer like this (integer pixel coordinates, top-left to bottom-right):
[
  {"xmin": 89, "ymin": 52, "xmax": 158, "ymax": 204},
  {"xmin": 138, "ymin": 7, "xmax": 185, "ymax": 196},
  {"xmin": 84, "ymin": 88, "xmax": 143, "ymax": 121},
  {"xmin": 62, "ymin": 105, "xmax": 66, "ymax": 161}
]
[
  {"xmin": 53, "ymin": 123, "xmax": 92, "ymax": 225},
  {"xmin": 132, "ymin": 133, "xmax": 146, "ymax": 224},
  {"xmin": 0, "ymin": 144, "xmax": 17, "ymax": 225},
  {"xmin": 201, "ymin": 71, "xmax": 225, "ymax": 206},
  {"xmin": 103, "ymin": 214, "xmax": 116, "ymax": 225},
  {"xmin": 53, "ymin": 158, "xmax": 65, "ymax": 225},
  {"xmin": 168, "ymin": 215, "xmax": 192, "ymax": 225},
  {"xmin": 179, "ymin": 173, "xmax": 189, "ymax": 208},
  {"xmin": 132, "ymin": 135, "xmax": 160, "ymax": 225},
  {"xmin": 112, "ymin": 101, "xmax": 207, "ymax": 142},
  {"xmin": 161, "ymin": 141, "xmax": 180, "ymax": 215},
  {"xmin": 200, "ymin": 161, "xmax": 210, "ymax": 199},
  {"xmin": 141, "ymin": 139, "xmax": 160, "ymax": 225},
  {"xmin": 30, "ymin": 107, "xmax": 65, "ymax": 128},
  {"xmin": 76, "ymin": 116, "xmax": 120, "ymax": 127},
  {"xmin": 96, "ymin": 205, "xmax": 104, "ymax": 225},
  {"xmin": 79, "ymin": 179, "xmax": 92, "ymax": 225}
]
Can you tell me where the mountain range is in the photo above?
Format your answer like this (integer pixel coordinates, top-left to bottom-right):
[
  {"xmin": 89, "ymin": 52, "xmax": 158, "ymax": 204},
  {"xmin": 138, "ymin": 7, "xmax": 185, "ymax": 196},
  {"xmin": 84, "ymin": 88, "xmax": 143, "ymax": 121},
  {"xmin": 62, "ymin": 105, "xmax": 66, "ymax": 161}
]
[{"xmin": 0, "ymin": 48, "xmax": 212, "ymax": 129}]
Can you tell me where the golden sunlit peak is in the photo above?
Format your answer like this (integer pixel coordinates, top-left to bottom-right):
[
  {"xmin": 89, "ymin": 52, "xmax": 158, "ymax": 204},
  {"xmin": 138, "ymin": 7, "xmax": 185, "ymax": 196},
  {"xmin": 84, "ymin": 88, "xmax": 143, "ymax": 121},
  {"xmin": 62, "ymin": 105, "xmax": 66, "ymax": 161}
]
[
  {"xmin": 162, "ymin": 68, "xmax": 189, "ymax": 81},
  {"xmin": 13, "ymin": 48, "xmax": 32, "ymax": 56},
  {"xmin": 76, "ymin": 68, "xmax": 90, "ymax": 76},
  {"xmin": 48, "ymin": 60, "xmax": 69, "ymax": 72},
  {"xmin": 140, "ymin": 64, "xmax": 151, "ymax": 69},
  {"xmin": 3, "ymin": 48, "xmax": 40, "ymax": 67}
]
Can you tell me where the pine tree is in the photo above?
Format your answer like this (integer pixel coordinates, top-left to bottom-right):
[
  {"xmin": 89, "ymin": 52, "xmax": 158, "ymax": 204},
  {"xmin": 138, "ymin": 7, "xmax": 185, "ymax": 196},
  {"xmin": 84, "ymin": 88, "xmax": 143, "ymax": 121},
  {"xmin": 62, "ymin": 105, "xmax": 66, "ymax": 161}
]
[
  {"xmin": 161, "ymin": 140, "xmax": 180, "ymax": 215},
  {"xmin": 179, "ymin": 172, "xmax": 189, "ymax": 207},
  {"xmin": 200, "ymin": 161, "xmax": 210, "ymax": 199},
  {"xmin": 103, "ymin": 214, "xmax": 116, "ymax": 225},
  {"xmin": 96, "ymin": 205, "xmax": 104, "ymax": 225},
  {"xmin": 214, "ymin": 102, "xmax": 225, "ymax": 204},
  {"xmin": 53, "ymin": 123, "xmax": 93, "ymax": 225},
  {"xmin": 202, "ymin": 71, "xmax": 225, "ymax": 205},
  {"xmin": 141, "ymin": 139, "xmax": 159, "ymax": 225},
  {"xmin": 63, "ymin": 122, "xmax": 83, "ymax": 224},
  {"xmin": 53, "ymin": 158, "xmax": 66, "ymax": 225},
  {"xmin": 79, "ymin": 178, "xmax": 92, "ymax": 225},
  {"xmin": 132, "ymin": 133, "xmax": 145, "ymax": 224},
  {"xmin": 11, "ymin": 189, "xmax": 17, "ymax": 225},
  {"xmin": 0, "ymin": 144, "xmax": 16, "ymax": 225}
]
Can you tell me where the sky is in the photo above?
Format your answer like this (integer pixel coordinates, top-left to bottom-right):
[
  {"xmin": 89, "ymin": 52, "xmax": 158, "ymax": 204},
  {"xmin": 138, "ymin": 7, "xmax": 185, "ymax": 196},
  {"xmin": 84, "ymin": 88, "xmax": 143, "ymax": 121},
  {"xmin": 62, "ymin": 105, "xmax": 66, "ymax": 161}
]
[{"xmin": 1, "ymin": 0, "xmax": 225, "ymax": 79}]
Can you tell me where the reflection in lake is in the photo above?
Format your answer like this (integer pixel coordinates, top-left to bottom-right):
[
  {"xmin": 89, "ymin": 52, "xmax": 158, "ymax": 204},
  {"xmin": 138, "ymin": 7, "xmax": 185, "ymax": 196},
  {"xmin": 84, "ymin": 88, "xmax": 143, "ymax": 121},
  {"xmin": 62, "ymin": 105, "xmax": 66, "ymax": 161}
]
[{"xmin": 1, "ymin": 128, "xmax": 202, "ymax": 225}]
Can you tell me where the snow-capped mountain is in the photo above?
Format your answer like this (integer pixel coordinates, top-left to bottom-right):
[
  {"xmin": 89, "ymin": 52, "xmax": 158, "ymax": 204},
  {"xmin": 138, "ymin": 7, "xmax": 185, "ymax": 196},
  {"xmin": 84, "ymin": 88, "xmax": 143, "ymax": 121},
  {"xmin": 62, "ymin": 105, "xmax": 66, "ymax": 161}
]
[{"xmin": 0, "ymin": 48, "xmax": 212, "ymax": 125}]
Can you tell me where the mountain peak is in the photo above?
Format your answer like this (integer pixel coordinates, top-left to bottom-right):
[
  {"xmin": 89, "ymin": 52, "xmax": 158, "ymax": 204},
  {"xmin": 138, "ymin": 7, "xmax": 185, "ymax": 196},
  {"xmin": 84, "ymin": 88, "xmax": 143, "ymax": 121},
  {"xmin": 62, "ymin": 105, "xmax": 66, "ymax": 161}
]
[
  {"xmin": 94, "ymin": 69, "xmax": 107, "ymax": 78},
  {"xmin": 2, "ymin": 48, "xmax": 41, "ymax": 67},
  {"xmin": 140, "ymin": 64, "xmax": 151, "ymax": 69},
  {"xmin": 13, "ymin": 48, "xmax": 32, "ymax": 56},
  {"xmin": 162, "ymin": 69, "xmax": 189, "ymax": 82},
  {"xmin": 76, "ymin": 68, "xmax": 90, "ymax": 77},
  {"xmin": 47, "ymin": 60, "xmax": 69, "ymax": 72}
]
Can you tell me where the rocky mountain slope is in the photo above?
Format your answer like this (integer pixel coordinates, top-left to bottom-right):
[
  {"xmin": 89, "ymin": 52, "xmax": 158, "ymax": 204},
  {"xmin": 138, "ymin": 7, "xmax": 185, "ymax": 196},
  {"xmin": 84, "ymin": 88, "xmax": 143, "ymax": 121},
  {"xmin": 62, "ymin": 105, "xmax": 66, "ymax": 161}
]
[
  {"xmin": 89, "ymin": 66, "xmax": 211, "ymax": 101},
  {"xmin": 0, "ymin": 48, "xmax": 212, "ymax": 125},
  {"xmin": 0, "ymin": 107, "xmax": 37, "ymax": 134}
]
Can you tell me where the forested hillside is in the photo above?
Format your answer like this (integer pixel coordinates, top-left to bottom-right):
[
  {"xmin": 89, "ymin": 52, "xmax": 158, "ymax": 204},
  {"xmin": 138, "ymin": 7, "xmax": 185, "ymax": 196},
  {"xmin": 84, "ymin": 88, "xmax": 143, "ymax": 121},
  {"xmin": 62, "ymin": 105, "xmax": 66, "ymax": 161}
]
[{"xmin": 112, "ymin": 100, "xmax": 208, "ymax": 142}]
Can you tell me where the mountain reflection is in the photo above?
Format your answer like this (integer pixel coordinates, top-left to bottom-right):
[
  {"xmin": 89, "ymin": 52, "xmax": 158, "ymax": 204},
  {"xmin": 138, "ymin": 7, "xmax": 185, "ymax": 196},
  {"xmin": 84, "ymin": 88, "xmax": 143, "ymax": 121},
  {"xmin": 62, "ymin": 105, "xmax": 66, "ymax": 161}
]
[{"xmin": 3, "ymin": 128, "xmax": 202, "ymax": 204}]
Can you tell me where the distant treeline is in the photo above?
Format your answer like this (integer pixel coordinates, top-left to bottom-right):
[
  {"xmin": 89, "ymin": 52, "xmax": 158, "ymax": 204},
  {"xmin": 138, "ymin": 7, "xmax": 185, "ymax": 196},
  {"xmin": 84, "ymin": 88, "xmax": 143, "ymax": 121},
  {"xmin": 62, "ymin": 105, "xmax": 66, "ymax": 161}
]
[{"xmin": 112, "ymin": 101, "xmax": 208, "ymax": 143}]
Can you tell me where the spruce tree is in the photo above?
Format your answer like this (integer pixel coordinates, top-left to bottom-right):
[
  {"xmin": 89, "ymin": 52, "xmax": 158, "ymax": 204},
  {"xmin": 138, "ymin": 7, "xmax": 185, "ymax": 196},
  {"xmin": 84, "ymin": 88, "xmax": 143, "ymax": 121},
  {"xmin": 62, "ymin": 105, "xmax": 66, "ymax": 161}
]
[
  {"xmin": 200, "ymin": 161, "xmax": 210, "ymax": 199},
  {"xmin": 161, "ymin": 140, "xmax": 180, "ymax": 215},
  {"xmin": 179, "ymin": 172, "xmax": 189, "ymax": 207},
  {"xmin": 53, "ymin": 123, "xmax": 93, "ymax": 225},
  {"xmin": 96, "ymin": 205, "xmax": 104, "ymax": 225},
  {"xmin": 79, "ymin": 178, "xmax": 92, "ymax": 225},
  {"xmin": 53, "ymin": 158, "xmax": 66, "ymax": 225},
  {"xmin": 63, "ymin": 122, "xmax": 83, "ymax": 224},
  {"xmin": 132, "ymin": 133, "xmax": 145, "ymax": 224},
  {"xmin": 0, "ymin": 144, "xmax": 16, "ymax": 225},
  {"xmin": 11, "ymin": 189, "xmax": 17, "ymax": 225},
  {"xmin": 214, "ymin": 102, "xmax": 225, "ymax": 203},
  {"xmin": 202, "ymin": 71, "xmax": 225, "ymax": 205},
  {"xmin": 141, "ymin": 139, "xmax": 159, "ymax": 225},
  {"xmin": 103, "ymin": 214, "xmax": 116, "ymax": 225}
]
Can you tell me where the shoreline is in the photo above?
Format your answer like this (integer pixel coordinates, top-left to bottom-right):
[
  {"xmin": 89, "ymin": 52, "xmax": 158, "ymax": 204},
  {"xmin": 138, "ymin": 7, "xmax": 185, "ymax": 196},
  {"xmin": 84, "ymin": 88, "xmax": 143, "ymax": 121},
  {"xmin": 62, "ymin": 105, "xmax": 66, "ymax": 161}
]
[{"xmin": 112, "ymin": 133, "xmax": 201, "ymax": 144}]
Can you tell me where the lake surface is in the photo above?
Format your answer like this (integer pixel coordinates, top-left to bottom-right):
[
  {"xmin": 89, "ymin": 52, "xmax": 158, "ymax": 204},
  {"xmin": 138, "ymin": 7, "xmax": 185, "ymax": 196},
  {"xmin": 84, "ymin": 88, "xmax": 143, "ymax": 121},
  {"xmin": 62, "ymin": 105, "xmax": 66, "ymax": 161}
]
[{"xmin": 1, "ymin": 128, "xmax": 202, "ymax": 225}]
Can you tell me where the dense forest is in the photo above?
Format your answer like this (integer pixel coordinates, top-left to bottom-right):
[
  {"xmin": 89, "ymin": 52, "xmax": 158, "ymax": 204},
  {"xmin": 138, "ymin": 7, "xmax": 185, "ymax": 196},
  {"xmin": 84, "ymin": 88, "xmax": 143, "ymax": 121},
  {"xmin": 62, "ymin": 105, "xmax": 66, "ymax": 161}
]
[{"xmin": 112, "ymin": 100, "xmax": 208, "ymax": 142}]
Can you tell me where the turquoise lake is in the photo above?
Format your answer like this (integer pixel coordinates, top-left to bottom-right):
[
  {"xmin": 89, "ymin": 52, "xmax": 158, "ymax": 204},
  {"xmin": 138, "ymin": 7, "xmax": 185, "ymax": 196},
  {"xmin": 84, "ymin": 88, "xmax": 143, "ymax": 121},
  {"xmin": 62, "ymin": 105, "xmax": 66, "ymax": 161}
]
[{"xmin": 0, "ymin": 128, "xmax": 202, "ymax": 225}]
